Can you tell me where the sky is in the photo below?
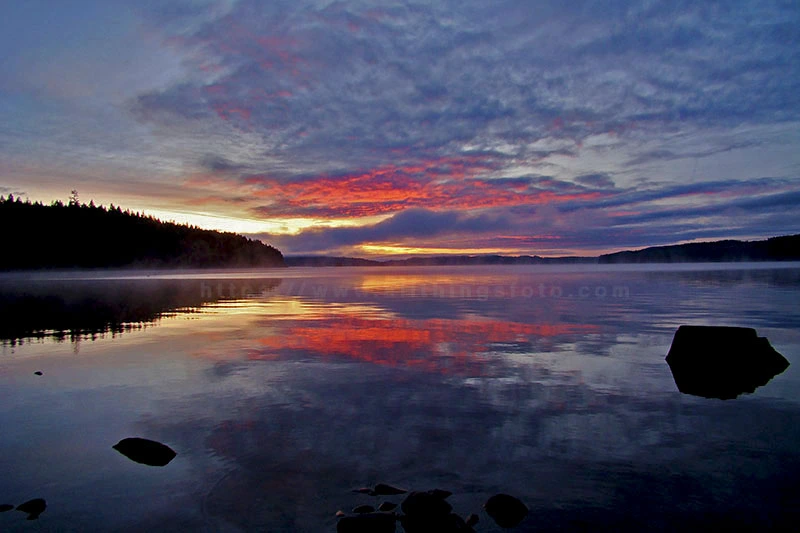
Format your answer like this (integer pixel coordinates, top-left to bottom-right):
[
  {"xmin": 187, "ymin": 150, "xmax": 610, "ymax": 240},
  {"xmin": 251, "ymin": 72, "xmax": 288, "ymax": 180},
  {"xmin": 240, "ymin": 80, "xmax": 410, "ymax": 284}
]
[{"xmin": 2, "ymin": 0, "xmax": 799, "ymax": 257}]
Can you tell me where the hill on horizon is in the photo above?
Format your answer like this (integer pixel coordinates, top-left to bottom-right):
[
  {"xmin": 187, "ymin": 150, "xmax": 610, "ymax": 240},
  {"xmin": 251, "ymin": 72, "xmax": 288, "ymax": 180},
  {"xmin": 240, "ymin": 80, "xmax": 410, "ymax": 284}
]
[{"xmin": 285, "ymin": 234, "xmax": 800, "ymax": 266}]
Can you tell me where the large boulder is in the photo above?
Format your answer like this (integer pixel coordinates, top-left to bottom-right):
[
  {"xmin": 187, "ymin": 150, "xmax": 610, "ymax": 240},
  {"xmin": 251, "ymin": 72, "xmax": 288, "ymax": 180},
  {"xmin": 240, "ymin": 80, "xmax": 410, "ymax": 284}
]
[{"xmin": 665, "ymin": 325, "xmax": 790, "ymax": 400}]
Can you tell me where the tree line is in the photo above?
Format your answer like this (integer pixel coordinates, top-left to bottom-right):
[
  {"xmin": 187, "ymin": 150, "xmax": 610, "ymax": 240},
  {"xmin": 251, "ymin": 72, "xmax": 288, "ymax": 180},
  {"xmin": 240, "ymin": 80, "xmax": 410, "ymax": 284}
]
[{"xmin": 0, "ymin": 194, "xmax": 284, "ymax": 270}]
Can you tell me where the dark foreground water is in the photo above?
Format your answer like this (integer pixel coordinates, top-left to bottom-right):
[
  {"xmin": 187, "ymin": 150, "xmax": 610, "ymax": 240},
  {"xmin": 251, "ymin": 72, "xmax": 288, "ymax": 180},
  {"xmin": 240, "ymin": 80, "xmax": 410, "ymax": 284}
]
[{"xmin": 1, "ymin": 264, "xmax": 799, "ymax": 532}]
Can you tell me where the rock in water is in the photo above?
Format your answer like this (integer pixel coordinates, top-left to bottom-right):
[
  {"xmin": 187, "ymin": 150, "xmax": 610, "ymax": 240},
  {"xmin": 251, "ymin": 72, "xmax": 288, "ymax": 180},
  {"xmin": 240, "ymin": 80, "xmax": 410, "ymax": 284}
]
[
  {"xmin": 352, "ymin": 505, "xmax": 375, "ymax": 514},
  {"xmin": 34, "ymin": 371, "xmax": 43, "ymax": 376},
  {"xmin": 400, "ymin": 490, "xmax": 455, "ymax": 532},
  {"xmin": 337, "ymin": 512, "xmax": 396, "ymax": 533},
  {"xmin": 401, "ymin": 490, "xmax": 453, "ymax": 517},
  {"xmin": 378, "ymin": 501, "xmax": 397, "ymax": 512},
  {"xmin": 427, "ymin": 488, "xmax": 452, "ymax": 500},
  {"xmin": 374, "ymin": 483, "xmax": 407, "ymax": 496},
  {"xmin": 665, "ymin": 325, "xmax": 790, "ymax": 400},
  {"xmin": 484, "ymin": 494, "xmax": 528, "ymax": 528},
  {"xmin": 0, "ymin": 504, "xmax": 15, "ymax": 512},
  {"xmin": 16, "ymin": 498, "xmax": 46, "ymax": 520},
  {"xmin": 113, "ymin": 437, "xmax": 176, "ymax": 466}
]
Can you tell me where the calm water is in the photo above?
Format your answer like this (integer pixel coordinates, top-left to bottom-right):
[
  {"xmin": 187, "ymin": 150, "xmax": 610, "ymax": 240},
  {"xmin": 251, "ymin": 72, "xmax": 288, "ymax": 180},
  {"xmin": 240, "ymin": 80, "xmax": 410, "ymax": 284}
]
[{"xmin": 1, "ymin": 264, "xmax": 799, "ymax": 531}]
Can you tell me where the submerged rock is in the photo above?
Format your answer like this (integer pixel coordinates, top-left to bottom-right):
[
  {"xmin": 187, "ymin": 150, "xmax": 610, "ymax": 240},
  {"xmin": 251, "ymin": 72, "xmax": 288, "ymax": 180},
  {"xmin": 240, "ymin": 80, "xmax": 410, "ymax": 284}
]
[
  {"xmin": 665, "ymin": 325, "xmax": 790, "ymax": 400},
  {"xmin": 16, "ymin": 498, "xmax": 46, "ymax": 520},
  {"xmin": 352, "ymin": 505, "xmax": 375, "ymax": 514},
  {"xmin": 378, "ymin": 501, "xmax": 398, "ymax": 512},
  {"xmin": 337, "ymin": 512, "xmax": 396, "ymax": 533},
  {"xmin": 484, "ymin": 493, "xmax": 528, "ymax": 528},
  {"xmin": 0, "ymin": 504, "xmax": 15, "ymax": 512},
  {"xmin": 113, "ymin": 437, "xmax": 176, "ymax": 466}
]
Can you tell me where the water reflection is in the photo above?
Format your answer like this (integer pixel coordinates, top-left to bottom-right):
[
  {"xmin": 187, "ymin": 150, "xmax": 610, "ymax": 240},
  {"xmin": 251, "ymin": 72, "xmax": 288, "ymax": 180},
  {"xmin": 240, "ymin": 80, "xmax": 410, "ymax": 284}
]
[
  {"xmin": 0, "ymin": 276, "xmax": 281, "ymax": 344},
  {"xmin": 1, "ymin": 265, "xmax": 799, "ymax": 531}
]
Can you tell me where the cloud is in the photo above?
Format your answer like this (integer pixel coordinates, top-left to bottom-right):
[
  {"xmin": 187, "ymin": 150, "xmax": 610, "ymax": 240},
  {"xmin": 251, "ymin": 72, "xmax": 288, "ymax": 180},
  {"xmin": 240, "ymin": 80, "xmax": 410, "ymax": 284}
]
[
  {"xmin": 623, "ymin": 140, "xmax": 763, "ymax": 167},
  {"xmin": 0, "ymin": 186, "xmax": 27, "ymax": 198},
  {"xmin": 2, "ymin": 0, "xmax": 799, "ymax": 255},
  {"xmin": 249, "ymin": 176, "xmax": 800, "ymax": 255},
  {"xmin": 574, "ymin": 173, "xmax": 616, "ymax": 189},
  {"xmin": 128, "ymin": 0, "xmax": 800, "ymax": 173},
  {"xmin": 198, "ymin": 153, "xmax": 250, "ymax": 173},
  {"xmin": 241, "ymin": 160, "xmax": 604, "ymax": 219},
  {"xmin": 255, "ymin": 207, "xmax": 512, "ymax": 253}
]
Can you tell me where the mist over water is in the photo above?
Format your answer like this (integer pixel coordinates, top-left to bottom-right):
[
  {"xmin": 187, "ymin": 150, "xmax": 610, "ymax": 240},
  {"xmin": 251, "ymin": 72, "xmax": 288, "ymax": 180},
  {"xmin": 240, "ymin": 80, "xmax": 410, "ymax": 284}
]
[{"xmin": 1, "ymin": 264, "xmax": 799, "ymax": 531}]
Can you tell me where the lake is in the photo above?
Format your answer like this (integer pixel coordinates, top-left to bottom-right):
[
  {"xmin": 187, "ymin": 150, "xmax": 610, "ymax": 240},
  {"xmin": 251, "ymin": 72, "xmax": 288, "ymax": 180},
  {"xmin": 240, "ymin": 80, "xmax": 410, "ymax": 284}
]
[{"xmin": 1, "ymin": 264, "xmax": 799, "ymax": 531}]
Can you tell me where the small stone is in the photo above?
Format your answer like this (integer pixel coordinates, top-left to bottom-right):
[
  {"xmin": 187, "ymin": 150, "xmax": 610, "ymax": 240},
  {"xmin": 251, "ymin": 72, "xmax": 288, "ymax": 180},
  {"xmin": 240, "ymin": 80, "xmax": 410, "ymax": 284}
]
[
  {"xmin": 352, "ymin": 504, "xmax": 375, "ymax": 514},
  {"xmin": 34, "ymin": 371, "xmax": 43, "ymax": 376},
  {"xmin": 484, "ymin": 493, "xmax": 528, "ymax": 528},
  {"xmin": 113, "ymin": 437, "xmax": 176, "ymax": 467},
  {"xmin": 373, "ymin": 483, "xmax": 407, "ymax": 495},
  {"xmin": 16, "ymin": 498, "xmax": 46, "ymax": 520},
  {"xmin": 378, "ymin": 501, "xmax": 397, "ymax": 512},
  {"xmin": 352, "ymin": 487, "xmax": 375, "ymax": 495},
  {"xmin": 335, "ymin": 510, "xmax": 346, "ymax": 518}
]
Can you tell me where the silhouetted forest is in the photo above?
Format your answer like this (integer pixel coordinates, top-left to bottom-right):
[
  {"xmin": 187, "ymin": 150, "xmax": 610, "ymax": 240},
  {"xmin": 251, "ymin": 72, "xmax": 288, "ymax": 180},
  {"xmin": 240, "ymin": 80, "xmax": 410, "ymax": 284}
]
[{"xmin": 0, "ymin": 195, "xmax": 284, "ymax": 270}]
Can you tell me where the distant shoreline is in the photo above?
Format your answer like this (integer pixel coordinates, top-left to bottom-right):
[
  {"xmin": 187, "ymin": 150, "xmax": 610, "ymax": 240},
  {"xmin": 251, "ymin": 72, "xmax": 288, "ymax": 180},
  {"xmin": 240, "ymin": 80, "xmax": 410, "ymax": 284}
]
[{"xmin": 286, "ymin": 234, "xmax": 800, "ymax": 267}]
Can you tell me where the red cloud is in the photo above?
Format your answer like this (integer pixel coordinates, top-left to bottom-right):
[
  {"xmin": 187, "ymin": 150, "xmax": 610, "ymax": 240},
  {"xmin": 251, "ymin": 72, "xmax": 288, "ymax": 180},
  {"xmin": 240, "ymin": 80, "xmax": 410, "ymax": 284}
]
[{"xmin": 244, "ymin": 157, "xmax": 604, "ymax": 218}]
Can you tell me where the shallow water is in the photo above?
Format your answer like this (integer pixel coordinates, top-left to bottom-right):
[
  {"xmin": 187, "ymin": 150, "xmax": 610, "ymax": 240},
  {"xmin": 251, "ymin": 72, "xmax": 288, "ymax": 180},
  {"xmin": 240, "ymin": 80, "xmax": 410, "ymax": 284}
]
[{"xmin": 1, "ymin": 264, "xmax": 799, "ymax": 531}]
